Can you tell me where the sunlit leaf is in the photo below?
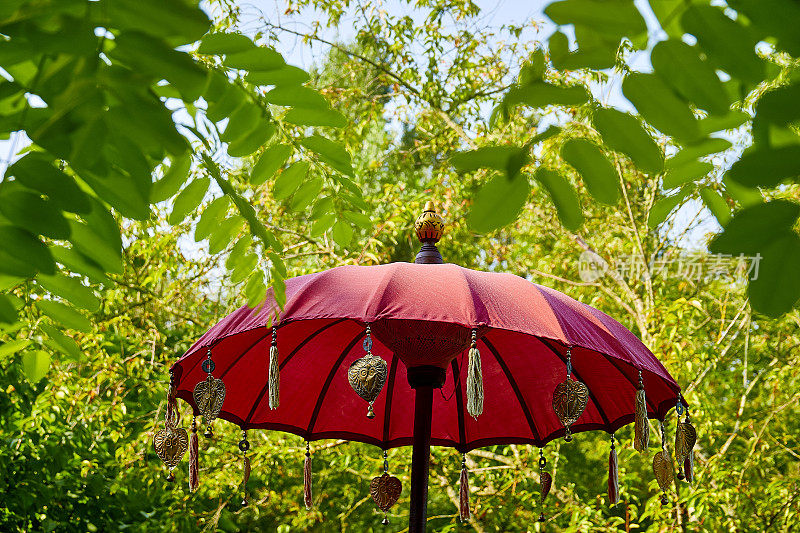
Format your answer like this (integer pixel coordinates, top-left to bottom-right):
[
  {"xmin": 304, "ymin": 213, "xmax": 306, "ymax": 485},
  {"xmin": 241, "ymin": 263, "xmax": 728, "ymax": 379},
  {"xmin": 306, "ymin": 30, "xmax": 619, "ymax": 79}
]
[
  {"xmin": 727, "ymin": 146, "xmax": 800, "ymax": 188},
  {"xmin": 0, "ymin": 338, "xmax": 29, "ymax": 359},
  {"xmin": 220, "ymin": 102, "xmax": 263, "ymax": 144},
  {"xmin": 504, "ymin": 82, "xmax": 589, "ymax": 108},
  {"xmin": 311, "ymin": 214, "xmax": 335, "ymax": 237},
  {"xmin": 331, "ymin": 220, "xmax": 353, "ymax": 248},
  {"xmin": 663, "ymin": 160, "xmax": 713, "ymax": 189},
  {"xmin": 534, "ymin": 168, "xmax": 584, "ymax": 231},
  {"xmin": 622, "ymin": 73, "xmax": 701, "ymax": 143},
  {"xmin": 300, "ymin": 135, "xmax": 354, "ymax": 177},
  {"xmin": 228, "ymin": 124, "xmax": 275, "ymax": 157},
  {"xmin": 710, "ymin": 200, "xmax": 800, "ymax": 255},
  {"xmin": 195, "ymin": 197, "xmax": 231, "ymax": 242},
  {"xmin": 245, "ymin": 66, "xmax": 310, "ymax": 87},
  {"xmin": 208, "ymin": 216, "xmax": 245, "ymax": 255},
  {"xmin": 21, "ymin": 350, "xmax": 50, "ymax": 383},
  {"xmin": 0, "ymin": 190, "xmax": 70, "ymax": 239},
  {"xmin": 0, "ymin": 226, "xmax": 55, "ymax": 276},
  {"xmin": 37, "ymin": 274, "xmax": 100, "ymax": 312},
  {"xmin": 197, "ymin": 32, "xmax": 254, "ymax": 55},
  {"xmin": 224, "ymin": 48, "xmax": 285, "ymax": 72},
  {"xmin": 284, "ymin": 108, "xmax": 347, "ymax": 128},
  {"xmin": 289, "ymin": 178, "xmax": 323, "ymax": 212},
  {"xmin": 544, "ymin": 0, "xmax": 647, "ymax": 37},
  {"xmin": 8, "ymin": 153, "xmax": 91, "ymax": 214},
  {"xmin": 343, "ymin": 211, "xmax": 371, "ymax": 229},
  {"xmin": 251, "ymin": 144, "xmax": 293, "ymax": 186},
  {"xmin": 560, "ymin": 139, "xmax": 620, "ymax": 205},
  {"xmin": 748, "ymin": 233, "xmax": 800, "ymax": 317},
  {"xmin": 648, "ymin": 187, "xmax": 692, "ymax": 228},
  {"xmin": 152, "ymin": 154, "xmax": 192, "ymax": 203},
  {"xmin": 468, "ymin": 173, "xmax": 530, "ymax": 233},
  {"xmin": 273, "ymin": 162, "xmax": 309, "ymax": 201},
  {"xmin": 66, "ymin": 221, "xmax": 122, "ymax": 275},
  {"xmin": 700, "ymin": 187, "xmax": 731, "ymax": 226},
  {"xmin": 265, "ymin": 86, "xmax": 329, "ymax": 109},
  {"xmin": 0, "ymin": 295, "xmax": 17, "ymax": 324},
  {"xmin": 39, "ymin": 322, "xmax": 83, "ymax": 360},
  {"xmin": 35, "ymin": 300, "xmax": 91, "ymax": 332},
  {"xmin": 593, "ymin": 108, "xmax": 664, "ymax": 173},
  {"xmin": 169, "ymin": 177, "xmax": 210, "ymax": 225},
  {"xmin": 667, "ymin": 138, "xmax": 732, "ymax": 169}
]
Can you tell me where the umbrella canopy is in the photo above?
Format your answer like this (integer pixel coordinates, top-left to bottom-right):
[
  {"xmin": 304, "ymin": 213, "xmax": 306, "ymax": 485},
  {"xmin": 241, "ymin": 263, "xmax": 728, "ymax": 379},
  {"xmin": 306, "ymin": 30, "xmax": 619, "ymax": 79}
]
[
  {"xmin": 163, "ymin": 204, "xmax": 689, "ymax": 532},
  {"xmin": 172, "ymin": 261, "xmax": 680, "ymax": 449}
]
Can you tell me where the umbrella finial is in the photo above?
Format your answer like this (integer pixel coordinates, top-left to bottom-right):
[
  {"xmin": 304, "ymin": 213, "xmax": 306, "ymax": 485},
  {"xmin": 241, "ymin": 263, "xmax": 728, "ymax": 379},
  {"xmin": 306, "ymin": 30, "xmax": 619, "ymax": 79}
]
[{"xmin": 414, "ymin": 201, "xmax": 445, "ymax": 264}]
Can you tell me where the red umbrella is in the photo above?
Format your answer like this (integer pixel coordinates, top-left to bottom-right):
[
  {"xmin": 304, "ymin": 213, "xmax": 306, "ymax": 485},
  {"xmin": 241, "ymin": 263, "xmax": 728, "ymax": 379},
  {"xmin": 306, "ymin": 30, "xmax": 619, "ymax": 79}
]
[{"xmin": 160, "ymin": 204, "xmax": 690, "ymax": 531}]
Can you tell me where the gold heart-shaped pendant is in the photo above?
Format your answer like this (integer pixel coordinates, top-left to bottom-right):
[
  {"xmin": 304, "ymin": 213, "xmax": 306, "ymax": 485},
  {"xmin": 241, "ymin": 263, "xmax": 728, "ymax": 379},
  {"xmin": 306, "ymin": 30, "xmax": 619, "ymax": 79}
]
[
  {"xmin": 193, "ymin": 374, "xmax": 226, "ymax": 424},
  {"xmin": 652, "ymin": 449, "xmax": 674, "ymax": 493},
  {"xmin": 540, "ymin": 471, "xmax": 552, "ymax": 504},
  {"xmin": 154, "ymin": 426, "xmax": 188, "ymax": 470},
  {"xmin": 370, "ymin": 473, "xmax": 402, "ymax": 512},
  {"xmin": 552, "ymin": 378, "xmax": 589, "ymax": 428},
  {"xmin": 348, "ymin": 354, "xmax": 387, "ymax": 412}
]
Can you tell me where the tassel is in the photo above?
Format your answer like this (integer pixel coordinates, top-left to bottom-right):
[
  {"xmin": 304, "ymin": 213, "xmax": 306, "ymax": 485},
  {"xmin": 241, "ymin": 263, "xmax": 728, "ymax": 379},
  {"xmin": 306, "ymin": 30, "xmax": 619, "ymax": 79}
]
[
  {"xmin": 634, "ymin": 371, "xmax": 649, "ymax": 452},
  {"xmin": 459, "ymin": 454, "xmax": 470, "ymax": 521},
  {"xmin": 303, "ymin": 442, "xmax": 312, "ymax": 510},
  {"xmin": 684, "ymin": 452, "xmax": 694, "ymax": 483},
  {"xmin": 188, "ymin": 417, "xmax": 199, "ymax": 492},
  {"xmin": 269, "ymin": 328, "xmax": 279, "ymax": 410},
  {"xmin": 239, "ymin": 430, "xmax": 251, "ymax": 506},
  {"xmin": 608, "ymin": 434, "xmax": 619, "ymax": 505},
  {"xmin": 466, "ymin": 329, "xmax": 484, "ymax": 419}
]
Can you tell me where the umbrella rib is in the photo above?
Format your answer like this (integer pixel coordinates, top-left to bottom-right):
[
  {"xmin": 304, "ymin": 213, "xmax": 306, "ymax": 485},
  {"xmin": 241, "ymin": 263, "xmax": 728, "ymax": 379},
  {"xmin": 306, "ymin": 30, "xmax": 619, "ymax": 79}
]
[
  {"xmin": 450, "ymin": 358, "xmax": 467, "ymax": 449},
  {"xmin": 381, "ymin": 356, "xmax": 399, "ymax": 445},
  {"xmin": 219, "ymin": 332, "xmax": 270, "ymax": 379},
  {"xmin": 481, "ymin": 337, "xmax": 542, "ymax": 444},
  {"xmin": 243, "ymin": 318, "xmax": 349, "ymax": 425},
  {"xmin": 306, "ymin": 330, "xmax": 366, "ymax": 435},
  {"xmin": 537, "ymin": 338, "xmax": 612, "ymax": 426}
]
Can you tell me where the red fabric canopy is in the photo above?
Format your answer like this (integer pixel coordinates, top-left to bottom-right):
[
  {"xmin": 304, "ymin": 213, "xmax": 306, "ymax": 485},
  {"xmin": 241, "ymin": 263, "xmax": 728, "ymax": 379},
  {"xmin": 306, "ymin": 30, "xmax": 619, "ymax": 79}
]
[{"xmin": 172, "ymin": 263, "xmax": 681, "ymax": 451}]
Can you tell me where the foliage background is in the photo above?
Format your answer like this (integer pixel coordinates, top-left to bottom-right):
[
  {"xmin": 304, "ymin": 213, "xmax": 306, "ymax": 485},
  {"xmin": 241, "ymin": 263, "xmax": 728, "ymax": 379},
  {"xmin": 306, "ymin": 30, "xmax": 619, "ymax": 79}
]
[{"xmin": 1, "ymin": 0, "xmax": 800, "ymax": 531}]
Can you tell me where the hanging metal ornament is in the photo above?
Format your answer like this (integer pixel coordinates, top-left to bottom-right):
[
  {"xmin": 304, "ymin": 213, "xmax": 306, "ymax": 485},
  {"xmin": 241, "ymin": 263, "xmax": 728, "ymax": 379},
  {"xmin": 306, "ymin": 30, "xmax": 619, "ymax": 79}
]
[
  {"xmin": 193, "ymin": 348, "xmax": 226, "ymax": 437},
  {"xmin": 674, "ymin": 402, "xmax": 697, "ymax": 481},
  {"xmin": 154, "ymin": 372, "xmax": 188, "ymax": 482},
  {"xmin": 239, "ymin": 430, "xmax": 251, "ymax": 507},
  {"xmin": 552, "ymin": 347, "xmax": 588, "ymax": 442},
  {"xmin": 538, "ymin": 448, "xmax": 552, "ymax": 522},
  {"xmin": 652, "ymin": 420, "xmax": 674, "ymax": 505},
  {"xmin": 370, "ymin": 450, "xmax": 402, "ymax": 524},
  {"xmin": 347, "ymin": 325, "xmax": 388, "ymax": 418}
]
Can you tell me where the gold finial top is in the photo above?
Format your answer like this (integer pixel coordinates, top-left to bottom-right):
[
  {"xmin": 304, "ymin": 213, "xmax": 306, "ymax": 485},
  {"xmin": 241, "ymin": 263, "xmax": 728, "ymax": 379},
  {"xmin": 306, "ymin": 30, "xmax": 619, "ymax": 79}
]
[{"xmin": 414, "ymin": 201, "xmax": 445, "ymax": 244}]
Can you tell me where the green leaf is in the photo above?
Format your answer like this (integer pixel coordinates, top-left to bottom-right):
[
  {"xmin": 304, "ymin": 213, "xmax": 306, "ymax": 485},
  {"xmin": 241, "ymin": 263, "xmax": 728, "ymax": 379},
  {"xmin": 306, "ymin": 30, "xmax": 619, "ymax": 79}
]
[
  {"xmin": 21, "ymin": 350, "xmax": 50, "ymax": 383},
  {"xmin": 39, "ymin": 322, "xmax": 82, "ymax": 360},
  {"xmin": 208, "ymin": 216, "xmax": 245, "ymax": 255},
  {"xmin": 8, "ymin": 153, "xmax": 91, "ymax": 214},
  {"xmin": 534, "ymin": 168, "xmax": 584, "ymax": 231},
  {"xmin": 468, "ymin": 173, "xmax": 530, "ymax": 233},
  {"xmin": 206, "ymin": 84, "xmax": 247, "ymax": 124},
  {"xmin": 111, "ymin": 31, "xmax": 207, "ymax": 102},
  {"xmin": 0, "ymin": 295, "xmax": 18, "ymax": 324},
  {"xmin": 103, "ymin": 0, "xmax": 211, "ymax": 44},
  {"xmin": 748, "ymin": 233, "xmax": 800, "ymax": 317},
  {"xmin": 230, "ymin": 253, "xmax": 258, "ymax": 284},
  {"xmin": 66, "ymin": 221, "xmax": 123, "ymax": 275},
  {"xmin": 593, "ymin": 108, "xmax": 664, "ymax": 173},
  {"xmin": 710, "ymin": 200, "xmax": 800, "ymax": 255},
  {"xmin": 220, "ymin": 102, "xmax": 263, "ymax": 144},
  {"xmin": 77, "ymin": 167, "xmax": 151, "ymax": 221},
  {"xmin": 504, "ymin": 82, "xmax": 589, "ymax": 108},
  {"xmin": 722, "ymin": 175, "xmax": 762, "ymax": 208},
  {"xmin": 651, "ymin": 39, "xmax": 730, "ymax": 116},
  {"xmin": 195, "ymin": 197, "xmax": 231, "ymax": 242},
  {"xmin": 727, "ymin": 146, "xmax": 800, "ymax": 188},
  {"xmin": 544, "ymin": 0, "xmax": 647, "ymax": 37},
  {"xmin": 245, "ymin": 66, "xmax": 310, "ymax": 87},
  {"xmin": 169, "ymin": 177, "xmax": 210, "ymax": 225},
  {"xmin": 36, "ymin": 274, "xmax": 100, "ymax": 312},
  {"xmin": 152, "ymin": 154, "xmax": 192, "ymax": 203},
  {"xmin": 273, "ymin": 162, "xmax": 309, "ymax": 201},
  {"xmin": 0, "ymin": 190, "xmax": 70, "ymax": 239},
  {"xmin": 228, "ymin": 124, "xmax": 276, "ymax": 158},
  {"xmin": 289, "ymin": 178, "xmax": 323, "ymax": 212},
  {"xmin": 331, "ymin": 220, "xmax": 353, "ymax": 248},
  {"xmin": 197, "ymin": 32, "xmax": 255, "ymax": 55},
  {"xmin": 300, "ymin": 135, "xmax": 354, "ymax": 177},
  {"xmin": 51, "ymin": 246, "xmax": 111, "ymax": 285},
  {"xmin": 560, "ymin": 139, "xmax": 620, "ymax": 205},
  {"xmin": 700, "ymin": 187, "xmax": 731, "ymax": 226},
  {"xmin": 663, "ymin": 160, "xmax": 713, "ymax": 189},
  {"xmin": 0, "ymin": 339, "xmax": 29, "ymax": 359},
  {"xmin": 343, "ymin": 210, "xmax": 372, "ymax": 229},
  {"xmin": 0, "ymin": 226, "xmax": 55, "ymax": 276},
  {"xmin": 0, "ymin": 275, "xmax": 23, "ymax": 291},
  {"xmin": 666, "ymin": 138, "xmax": 732, "ymax": 169},
  {"xmin": 311, "ymin": 213, "xmax": 335, "ymax": 237},
  {"xmin": 224, "ymin": 48, "xmax": 285, "ymax": 72},
  {"xmin": 622, "ymin": 73, "xmax": 701, "ymax": 143},
  {"xmin": 549, "ymin": 31, "xmax": 570, "ymax": 68},
  {"xmin": 697, "ymin": 111, "xmax": 750, "ymax": 136},
  {"xmin": 265, "ymin": 86, "xmax": 329, "ymax": 109},
  {"xmin": 36, "ymin": 300, "xmax": 91, "ymax": 332},
  {"xmin": 245, "ymin": 271, "xmax": 267, "ymax": 308},
  {"xmin": 226, "ymin": 235, "xmax": 254, "ymax": 270},
  {"xmin": 251, "ymin": 144, "xmax": 293, "ymax": 186},
  {"xmin": 733, "ymin": 0, "xmax": 800, "ymax": 57},
  {"xmin": 284, "ymin": 108, "xmax": 347, "ymax": 128},
  {"xmin": 648, "ymin": 187, "xmax": 692, "ymax": 228},
  {"xmin": 310, "ymin": 197, "xmax": 334, "ymax": 220},
  {"xmin": 681, "ymin": 5, "xmax": 764, "ymax": 86}
]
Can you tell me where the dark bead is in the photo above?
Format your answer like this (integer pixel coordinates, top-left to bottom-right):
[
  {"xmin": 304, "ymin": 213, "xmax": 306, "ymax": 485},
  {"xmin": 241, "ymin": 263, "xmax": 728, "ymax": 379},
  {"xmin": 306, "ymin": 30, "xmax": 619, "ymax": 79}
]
[
  {"xmin": 166, "ymin": 471, "xmax": 175, "ymax": 483},
  {"xmin": 381, "ymin": 516, "xmax": 389, "ymax": 525},
  {"xmin": 239, "ymin": 439, "xmax": 250, "ymax": 452},
  {"xmin": 241, "ymin": 498, "xmax": 248, "ymax": 507},
  {"xmin": 201, "ymin": 359, "xmax": 216, "ymax": 373},
  {"xmin": 538, "ymin": 513, "xmax": 545, "ymax": 522},
  {"xmin": 660, "ymin": 494, "xmax": 669, "ymax": 505}
]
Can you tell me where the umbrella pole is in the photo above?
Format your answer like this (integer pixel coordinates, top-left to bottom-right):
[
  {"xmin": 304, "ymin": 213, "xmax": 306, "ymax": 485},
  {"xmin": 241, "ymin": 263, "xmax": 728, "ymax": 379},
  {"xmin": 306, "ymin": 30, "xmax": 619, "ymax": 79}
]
[{"xmin": 407, "ymin": 366, "xmax": 446, "ymax": 533}]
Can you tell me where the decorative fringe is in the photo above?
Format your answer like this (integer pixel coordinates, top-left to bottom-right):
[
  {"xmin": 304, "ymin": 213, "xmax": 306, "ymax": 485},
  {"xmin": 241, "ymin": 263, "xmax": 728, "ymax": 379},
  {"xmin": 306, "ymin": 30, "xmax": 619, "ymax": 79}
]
[
  {"xmin": 466, "ymin": 330, "xmax": 484, "ymax": 419},
  {"xmin": 459, "ymin": 455, "xmax": 470, "ymax": 521},
  {"xmin": 303, "ymin": 442, "xmax": 312, "ymax": 510},
  {"xmin": 189, "ymin": 418, "xmax": 199, "ymax": 492},
  {"xmin": 608, "ymin": 435, "xmax": 619, "ymax": 505},
  {"xmin": 684, "ymin": 451, "xmax": 694, "ymax": 483},
  {"xmin": 269, "ymin": 328, "xmax": 279, "ymax": 410},
  {"xmin": 634, "ymin": 373, "xmax": 649, "ymax": 452}
]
